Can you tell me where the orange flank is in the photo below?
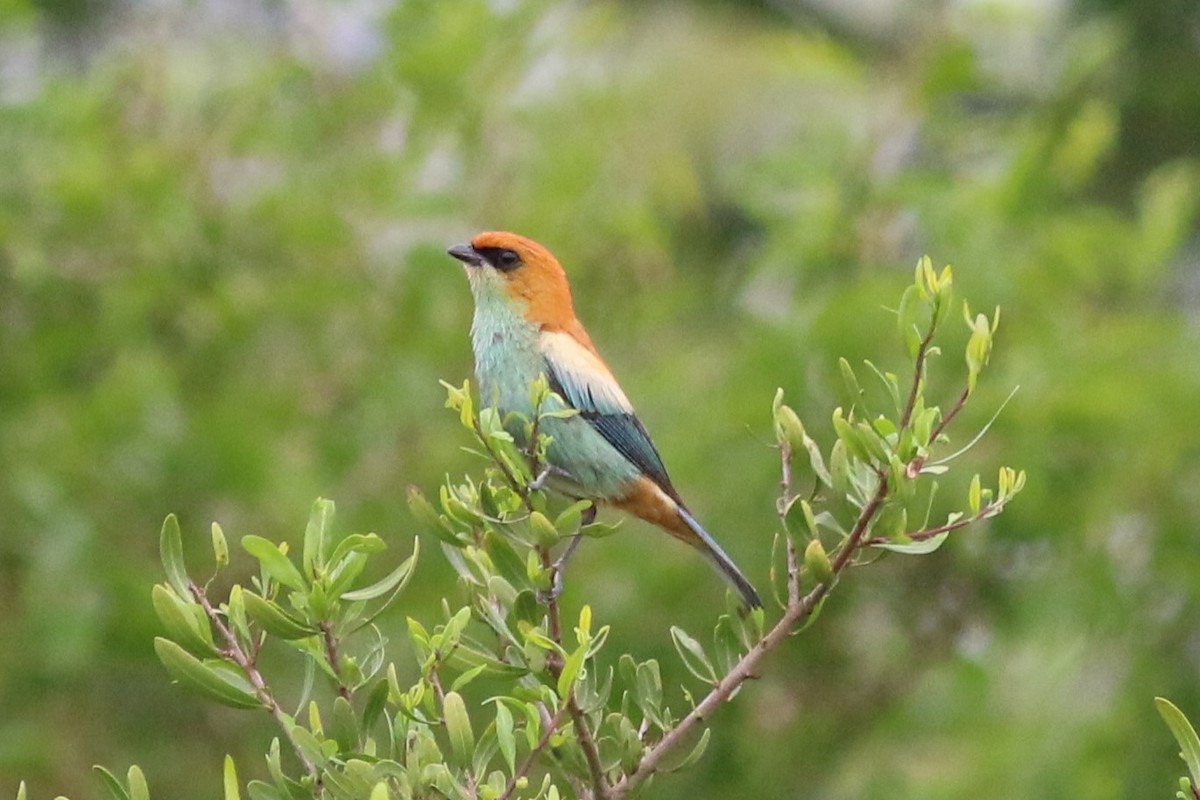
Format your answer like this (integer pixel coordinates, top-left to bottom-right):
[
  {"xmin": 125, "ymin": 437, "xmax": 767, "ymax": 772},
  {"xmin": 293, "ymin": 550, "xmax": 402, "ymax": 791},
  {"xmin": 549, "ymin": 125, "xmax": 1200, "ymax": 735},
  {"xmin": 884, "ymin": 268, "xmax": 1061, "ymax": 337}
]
[{"xmin": 613, "ymin": 476, "xmax": 697, "ymax": 545}]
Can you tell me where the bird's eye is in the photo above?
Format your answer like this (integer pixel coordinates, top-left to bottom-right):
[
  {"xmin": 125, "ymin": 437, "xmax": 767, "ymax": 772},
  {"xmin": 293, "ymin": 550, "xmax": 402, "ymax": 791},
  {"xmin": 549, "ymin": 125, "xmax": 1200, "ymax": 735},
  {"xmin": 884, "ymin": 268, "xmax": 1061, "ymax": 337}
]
[{"xmin": 496, "ymin": 250, "xmax": 520, "ymax": 270}]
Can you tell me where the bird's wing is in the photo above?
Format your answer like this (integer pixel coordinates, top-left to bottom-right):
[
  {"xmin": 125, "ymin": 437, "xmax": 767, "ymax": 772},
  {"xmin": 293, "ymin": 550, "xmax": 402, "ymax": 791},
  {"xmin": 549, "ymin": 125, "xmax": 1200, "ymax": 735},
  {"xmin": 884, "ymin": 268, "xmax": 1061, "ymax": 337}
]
[{"xmin": 540, "ymin": 329, "xmax": 679, "ymax": 500}]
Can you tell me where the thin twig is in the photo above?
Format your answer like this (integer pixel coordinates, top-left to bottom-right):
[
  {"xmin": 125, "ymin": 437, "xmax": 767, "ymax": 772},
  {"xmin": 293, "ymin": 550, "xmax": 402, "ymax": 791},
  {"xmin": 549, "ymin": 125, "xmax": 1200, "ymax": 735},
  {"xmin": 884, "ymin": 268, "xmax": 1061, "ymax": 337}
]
[
  {"xmin": 189, "ymin": 582, "xmax": 320, "ymax": 786},
  {"xmin": 778, "ymin": 441, "xmax": 794, "ymax": 515},
  {"xmin": 537, "ymin": 546, "xmax": 609, "ymax": 799},
  {"xmin": 900, "ymin": 324, "xmax": 938, "ymax": 428},
  {"xmin": 830, "ymin": 475, "xmax": 889, "ymax": 573},
  {"xmin": 319, "ymin": 621, "xmax": 352, "ymax": 700},
  {"xmin": 786, "ymin": 537, "xmax": 801, "ymax": 608},
  {"xmin": 864, "ymin": 501, "xmax": 999, "ymax": 546},
  {"xmin": 929, "ymin": 387, "xmax": 970, "ymax": 444}
]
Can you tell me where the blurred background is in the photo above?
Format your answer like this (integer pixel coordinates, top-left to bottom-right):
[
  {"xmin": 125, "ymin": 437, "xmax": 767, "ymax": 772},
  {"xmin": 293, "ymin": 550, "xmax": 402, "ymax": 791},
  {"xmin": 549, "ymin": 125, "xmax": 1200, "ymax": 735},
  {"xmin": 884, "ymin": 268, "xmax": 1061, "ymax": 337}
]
[{"xmin": 2, "ymin": 0, "xmax": 1199, "ymax": 797}]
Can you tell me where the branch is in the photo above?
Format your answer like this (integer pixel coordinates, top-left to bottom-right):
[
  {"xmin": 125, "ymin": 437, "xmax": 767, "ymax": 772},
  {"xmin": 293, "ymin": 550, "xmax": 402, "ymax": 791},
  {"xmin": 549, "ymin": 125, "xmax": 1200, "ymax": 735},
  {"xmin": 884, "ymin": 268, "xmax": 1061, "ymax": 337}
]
[
  {"xmin": 864, "ymin": 501, "xmax": 1000, "ymax": 546},
  {"xmin": 610, "ymin": 579, "xmax": 826, "ymax": 797},
  {"xmin": 538, "ymin": 545, "xmax": 609, "ymax": 799},
  {"xmin": 189, "ymin": 582, "xmax": 320, "ymax": 786},
  {"xmin": 610, "ymin": 470, "xmax": 889, "ymax": 799},
  {"xmin": 928, "ymin": 387, "xmax": 970, "ymax": 444}
]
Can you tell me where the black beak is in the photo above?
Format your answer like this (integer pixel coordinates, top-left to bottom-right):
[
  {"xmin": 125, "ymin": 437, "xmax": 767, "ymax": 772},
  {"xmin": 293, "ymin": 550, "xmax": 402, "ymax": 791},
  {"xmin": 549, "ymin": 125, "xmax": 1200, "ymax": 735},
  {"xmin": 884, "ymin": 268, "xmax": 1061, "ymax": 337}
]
[{"xmin": 447, "ymin": 243, "xmax": 484, "ymax": 267}]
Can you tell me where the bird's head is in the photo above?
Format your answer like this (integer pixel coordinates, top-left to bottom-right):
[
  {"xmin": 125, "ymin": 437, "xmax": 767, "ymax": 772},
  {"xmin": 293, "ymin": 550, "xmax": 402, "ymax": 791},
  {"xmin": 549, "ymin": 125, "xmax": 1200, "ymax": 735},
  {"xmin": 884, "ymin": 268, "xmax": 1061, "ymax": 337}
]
[{"xmin": 447, "ymin": 231, "xmax": 577, "ymax": 329}]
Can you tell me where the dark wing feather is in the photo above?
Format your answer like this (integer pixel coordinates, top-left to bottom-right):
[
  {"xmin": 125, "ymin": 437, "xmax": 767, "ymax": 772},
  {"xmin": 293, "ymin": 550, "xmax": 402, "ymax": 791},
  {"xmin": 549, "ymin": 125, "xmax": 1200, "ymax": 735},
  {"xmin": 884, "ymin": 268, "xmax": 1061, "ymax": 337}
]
[{"xmin": 544, "ymin": 360, "xmax": 680, "ymax": 501}]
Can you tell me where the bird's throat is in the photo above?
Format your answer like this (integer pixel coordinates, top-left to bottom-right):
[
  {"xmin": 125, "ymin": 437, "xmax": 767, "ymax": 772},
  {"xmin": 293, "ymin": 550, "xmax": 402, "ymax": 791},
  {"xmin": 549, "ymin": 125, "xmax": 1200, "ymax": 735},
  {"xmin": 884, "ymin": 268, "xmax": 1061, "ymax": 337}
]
[{"xmin": 469, "ymin": 286, "xmax": 544, "ymax": 414}]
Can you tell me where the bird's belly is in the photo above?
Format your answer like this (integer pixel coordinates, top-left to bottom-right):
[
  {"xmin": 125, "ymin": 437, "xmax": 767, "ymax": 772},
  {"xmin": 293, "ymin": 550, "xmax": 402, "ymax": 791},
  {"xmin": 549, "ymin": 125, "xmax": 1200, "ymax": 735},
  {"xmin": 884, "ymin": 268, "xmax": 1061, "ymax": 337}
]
[
  {"xmin": 475, "ymin": 368, "xmax": 638, "ymax": 500},
  {"xmin": 540, "ymin": 416, "xmax": 641, "ymax": 500}
]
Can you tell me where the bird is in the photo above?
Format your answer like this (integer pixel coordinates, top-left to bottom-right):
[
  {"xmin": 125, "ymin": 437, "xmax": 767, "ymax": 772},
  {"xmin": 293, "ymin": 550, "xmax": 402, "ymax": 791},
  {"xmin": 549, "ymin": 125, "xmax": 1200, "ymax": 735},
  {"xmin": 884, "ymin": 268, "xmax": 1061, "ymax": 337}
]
[{"xmin": 447, "ymin": 231, "xmax": 761, "ymax": 608}]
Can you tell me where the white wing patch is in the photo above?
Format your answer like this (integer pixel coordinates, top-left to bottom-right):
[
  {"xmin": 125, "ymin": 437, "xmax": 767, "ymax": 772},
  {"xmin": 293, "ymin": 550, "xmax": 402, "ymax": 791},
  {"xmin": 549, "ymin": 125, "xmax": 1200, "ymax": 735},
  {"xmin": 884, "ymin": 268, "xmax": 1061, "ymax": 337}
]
[{"xmin": 539, "ymin": 330, "xmax": 634, "ymax": 415}]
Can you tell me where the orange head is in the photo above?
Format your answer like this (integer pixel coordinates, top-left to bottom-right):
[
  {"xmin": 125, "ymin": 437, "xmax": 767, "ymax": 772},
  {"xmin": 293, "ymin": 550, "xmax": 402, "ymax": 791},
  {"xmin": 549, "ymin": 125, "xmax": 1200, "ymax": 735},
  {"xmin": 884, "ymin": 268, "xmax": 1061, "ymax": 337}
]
[{"xmin": 447, "ymin": 231, "xmax": 578, "ymax": 330}]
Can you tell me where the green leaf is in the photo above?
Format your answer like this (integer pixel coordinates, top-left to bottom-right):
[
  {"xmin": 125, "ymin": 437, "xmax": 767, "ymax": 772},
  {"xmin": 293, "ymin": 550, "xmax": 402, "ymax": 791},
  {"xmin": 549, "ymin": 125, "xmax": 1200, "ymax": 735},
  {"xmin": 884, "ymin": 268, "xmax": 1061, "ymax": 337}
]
[
  {"xmin": 407, "ymin": 486, "xmax": 467, "ymax": 548},
  {"xmin": 450, "ymin": 663, "xmax": 489, "ymax": 693},
  {"xmin": 1157, "ymin": 697, "xmax": 1200, "ymax": 786},
  {"xmin": 872, "ymin": 533, "xmax": 949, "ymax": 554},
  {"xmin": 928, "ymin": 385, "xmax": 1020, "ymax": 466},
  {"xmin": 838, "ymin": 358, "xmax": 864, "ymax": 410},
  {"xmin": 242, "ymin": 591, "xmax": 316, "ymax": 640},
  {"xmin": 557, "ymin": 643, "xmax": 587, "ymax": 699},
  {"xmin": 160, "ymin": 514, "xmax": 190, "ymax": 598},
  {"xmin": 342, "ymin": 545, "xmax": 419, "ymax": 601},
  {"xmin": 660, "ymin": 727, "xmax": 710, "ymax": 773},
  {"xmin": 245, "ymin": 781, "xmax": 285, "ymax": 800},
  {"xmin": 241, "ymin": 536, "xmax": 307, "ymax": 592},
  {"xmin": 127, "ymin": 765, "xmax": 149, "ymax": 800},
  {"xmin": 829, "ymin": 439, "xmax": 850, "ymax": 496},
  {"xmin": 832, "ymin": 408, "xmax": 873, "ymax": 465},
  {"xmin": 264, "ymin": 739, "xmax": 289, "ymax": 797},
  {"xmin": 528, "ymin": 511, "xmax": 560, "ymax": 547},
  {"xmin": 369, "ymin": 783, "xmax": 390, "ymax": 800},
  {"xmin": 227, "ymin": 585, "xmax": 252, "ymax": 650},
  {"xmin": 330, "ymin": 695, "xmax": 360, "ymax": 753},
  {"xmin": 288, "ymin": 723, "xmax": 331, "ymax": 769},
  {"xmin": 151, "ymin": 584, "xmax": 216, "ymax": 657},
  {"xmin": 713, "ymin": 616, "xmax": 742, "ymax": 677},
  {"xmin": 93, "ymin": 767, "xmax": 131, "ymax": 800},
  {"xmin": 223, "ymin": 756, "xmax": 241, "ymax": 800},
  {"xmin": 494, "ymin": 702, "xmax": 516, "ymax": 774},
  {"xmin": 635, "ymin": 660, "xmax": 664, "ymax": 728},
  {"xmin": 15, "ymin": 782, "xmax": 26, "ymax": 800},
  {"xmin": 772, "ymin": 389, "xmax": 807, "ymax": 452},
  {"xmin": 803, "ymin": 539, "xmax": 833, "ymax": 583},
  {"xmin": 554, "ymin": 499, "xmax": 594, "ymax": 534},
  {"xmin": 303, "ymin": 498, "xmax": 336, "ymax": 579},
  {"xmin": 578, "ymin": 518, "xmax": 622, "ymax": 538},
  {"xmin": 211, "ymin": 522, "xmax": 229, "ymax": 569},
  {"xmin": 863, "ymin": 359, "xmax": 902, "ymax": 415},
  {"xmin": 327, "ymin": 533, "xmax": 387, "ymax": 569},
  {"xmin": 897, "ymin": 284, "xmax": 925, "ymax": 359},
  {"xmin": 362, "ymin": 677, "xmax": 390, "ymax": 734},
  {"xmin": 483, "ymin": 531, "xmax": 530, "ymax": 591},
  {"xmin": 153, "ymin": 637, "xmax": 263, "ymax": 709},
  {"xmin": 443, "ymin": 691, "xmax": 474, "ymax": 766},
  {"xmin": 670, "ymin": 627, "xmax": 717, "ymax": 685}
]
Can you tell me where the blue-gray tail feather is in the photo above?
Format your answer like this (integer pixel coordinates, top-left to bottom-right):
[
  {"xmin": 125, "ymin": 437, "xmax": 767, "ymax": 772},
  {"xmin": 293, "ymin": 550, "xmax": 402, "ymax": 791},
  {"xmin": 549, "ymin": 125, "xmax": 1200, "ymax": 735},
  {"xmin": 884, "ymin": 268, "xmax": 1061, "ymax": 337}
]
[{"xmin": 677, "ymin": 507, "xmax": 762, "ymax": 609}]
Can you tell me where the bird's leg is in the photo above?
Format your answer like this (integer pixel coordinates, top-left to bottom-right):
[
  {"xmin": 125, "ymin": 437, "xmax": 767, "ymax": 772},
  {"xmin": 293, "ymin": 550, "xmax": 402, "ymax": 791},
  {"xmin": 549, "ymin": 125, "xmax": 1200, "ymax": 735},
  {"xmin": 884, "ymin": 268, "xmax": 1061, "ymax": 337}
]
[
  {"xmin": 551, "ymin": 503, "xmax": 595, "ymax": 576},
  {"xmin": 527, "ymin": 465, "xmax": 556, "ymax": 493},
  {"xmin": 539, "ymin": 503, "xmax": 596, "ymax": 604}
]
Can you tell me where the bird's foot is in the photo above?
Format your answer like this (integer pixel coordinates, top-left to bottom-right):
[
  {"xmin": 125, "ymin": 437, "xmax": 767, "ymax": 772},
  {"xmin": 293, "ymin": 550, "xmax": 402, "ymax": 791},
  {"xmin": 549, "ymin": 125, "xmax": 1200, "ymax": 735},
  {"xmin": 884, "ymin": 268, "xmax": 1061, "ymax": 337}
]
[
  {"xmin": 553, "ymin": 534, "xmax": 583, "ymax": 575},
  {"xmin": 527, "ymin": 465, "xmax": 555, "ymax": 493}
]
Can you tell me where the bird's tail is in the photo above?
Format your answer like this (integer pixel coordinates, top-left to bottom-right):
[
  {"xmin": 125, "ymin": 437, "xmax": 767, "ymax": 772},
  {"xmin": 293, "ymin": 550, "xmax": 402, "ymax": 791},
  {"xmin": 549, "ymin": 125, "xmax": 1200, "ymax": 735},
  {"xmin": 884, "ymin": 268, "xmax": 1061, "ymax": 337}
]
[{"xmin": 676, "ymin": 506, "xmax": 762, "ymax": 609}]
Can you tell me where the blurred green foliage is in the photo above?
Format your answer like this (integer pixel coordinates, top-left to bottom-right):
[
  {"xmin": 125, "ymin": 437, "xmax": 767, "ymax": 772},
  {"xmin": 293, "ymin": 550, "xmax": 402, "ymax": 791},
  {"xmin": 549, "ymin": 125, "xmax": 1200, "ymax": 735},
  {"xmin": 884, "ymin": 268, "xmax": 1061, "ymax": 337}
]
[{"xmin": 1, "ymin": 0, "xmax": 1198, "ymax": 798}]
